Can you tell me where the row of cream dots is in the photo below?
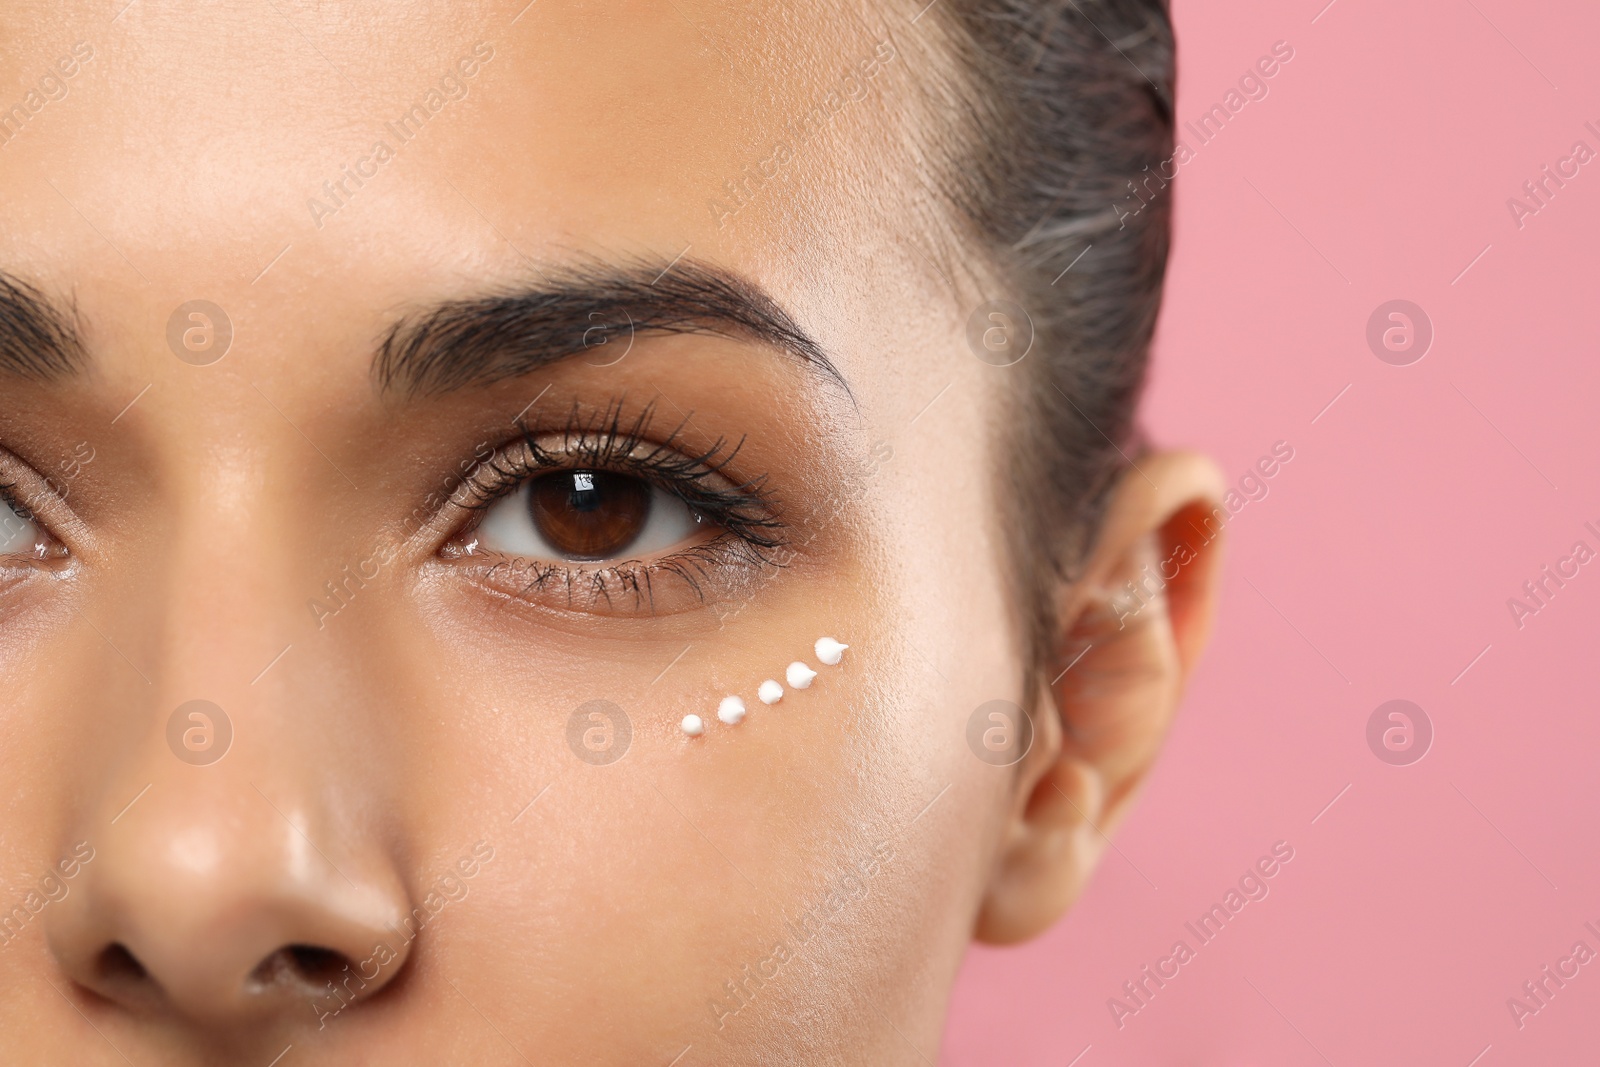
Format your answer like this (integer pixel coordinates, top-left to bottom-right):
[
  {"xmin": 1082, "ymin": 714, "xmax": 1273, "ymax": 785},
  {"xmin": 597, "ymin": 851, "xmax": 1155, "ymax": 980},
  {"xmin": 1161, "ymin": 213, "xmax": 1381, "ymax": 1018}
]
[{"xmin": 680, "ymin": 637, "xmax": 849, "ymax": 737}]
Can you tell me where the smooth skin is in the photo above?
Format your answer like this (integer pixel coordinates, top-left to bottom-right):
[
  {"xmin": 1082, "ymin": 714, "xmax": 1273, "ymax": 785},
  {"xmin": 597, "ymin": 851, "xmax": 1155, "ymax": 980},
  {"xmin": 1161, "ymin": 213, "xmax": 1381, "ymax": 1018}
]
[{"xmin": 0, "ymin": 1, "xmax": 1223, "ymax": 1063}]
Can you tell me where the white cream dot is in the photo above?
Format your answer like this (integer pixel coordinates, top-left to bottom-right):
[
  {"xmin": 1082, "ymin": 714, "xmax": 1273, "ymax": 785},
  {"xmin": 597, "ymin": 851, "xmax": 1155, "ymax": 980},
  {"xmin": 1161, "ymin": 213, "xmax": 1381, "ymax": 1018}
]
[
  {"xmin": 681, "ymin": 714, "xmax": 705, "ymax": 737},
  {"xmin": 815, "ymin": 637, "xmax": 849, "ymax": 665},
  {"xmin": 717, "ymin": 696, "xmax": 747, "ymax": 725},
  {"xmin": 758, "ymin": 679, "xmax": 784, "ymax": 705},
  {"xmin": 786, "ymin": 661, "xmax": 817, "ymax": 689}
]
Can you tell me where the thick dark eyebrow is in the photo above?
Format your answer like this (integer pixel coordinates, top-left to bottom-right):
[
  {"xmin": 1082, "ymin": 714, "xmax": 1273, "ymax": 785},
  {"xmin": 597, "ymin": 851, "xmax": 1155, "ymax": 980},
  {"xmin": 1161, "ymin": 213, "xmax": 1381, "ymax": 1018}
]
[
  {"xmin": 0, "ymin": 271, "xmax": 84, "ymax": 382},
  {"xmin": 373, "ymin": 257, "xmax": 850, "ymax": 402}
]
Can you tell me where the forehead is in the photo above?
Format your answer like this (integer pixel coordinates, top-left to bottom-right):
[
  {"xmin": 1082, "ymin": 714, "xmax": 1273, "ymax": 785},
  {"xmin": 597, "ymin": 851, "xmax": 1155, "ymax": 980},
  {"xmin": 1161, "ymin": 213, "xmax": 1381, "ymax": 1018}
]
[{"xmin": 0, "ymin": 1, "xmax": 932, "ymax": 374}]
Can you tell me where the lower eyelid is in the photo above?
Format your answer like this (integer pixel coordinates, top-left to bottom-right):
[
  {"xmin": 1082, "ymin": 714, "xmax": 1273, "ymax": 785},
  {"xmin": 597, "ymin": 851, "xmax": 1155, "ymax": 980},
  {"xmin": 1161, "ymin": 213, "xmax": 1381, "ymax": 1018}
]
[{"xmin": 448, "ymin": 534, "xmax": 780, "ymax": 617}]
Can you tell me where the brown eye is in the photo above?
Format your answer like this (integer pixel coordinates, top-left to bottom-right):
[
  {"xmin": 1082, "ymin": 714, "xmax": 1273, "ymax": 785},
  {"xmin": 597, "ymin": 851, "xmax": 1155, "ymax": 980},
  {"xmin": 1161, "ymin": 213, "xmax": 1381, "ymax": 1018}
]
[
  {"xmin": 474, "ymin": 469, "xmax": 703, "ymax": 562},
  {"xmin": 528, "ymin": 470, "xmax": 649, "ymax": 559}
]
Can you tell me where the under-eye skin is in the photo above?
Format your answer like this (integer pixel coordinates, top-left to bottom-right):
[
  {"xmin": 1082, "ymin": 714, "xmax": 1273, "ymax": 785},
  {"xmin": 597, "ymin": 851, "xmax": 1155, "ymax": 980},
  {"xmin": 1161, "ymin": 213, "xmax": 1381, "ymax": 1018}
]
[{"xmin": 437, "ymin": 402, "xmax": 788, "ymax": 615}]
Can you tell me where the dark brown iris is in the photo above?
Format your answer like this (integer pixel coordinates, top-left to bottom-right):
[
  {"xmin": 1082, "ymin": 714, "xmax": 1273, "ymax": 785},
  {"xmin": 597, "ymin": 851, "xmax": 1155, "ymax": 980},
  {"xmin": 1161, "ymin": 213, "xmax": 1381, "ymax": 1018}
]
[{"xmin": 528, "ymin": 470, "xmax": 651, "ymax": 560}]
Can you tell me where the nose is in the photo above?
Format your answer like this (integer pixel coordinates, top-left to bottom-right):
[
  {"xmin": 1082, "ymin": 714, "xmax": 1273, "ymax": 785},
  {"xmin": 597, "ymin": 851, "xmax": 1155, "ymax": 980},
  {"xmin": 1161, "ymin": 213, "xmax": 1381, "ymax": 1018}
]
[
  {"xmin": 38, "ymin": 413, "xmax": 419, "ymax": 1031},
  {"xmin": 46, "ymin": 768, "xmax": 414, "ymax": 1027}
]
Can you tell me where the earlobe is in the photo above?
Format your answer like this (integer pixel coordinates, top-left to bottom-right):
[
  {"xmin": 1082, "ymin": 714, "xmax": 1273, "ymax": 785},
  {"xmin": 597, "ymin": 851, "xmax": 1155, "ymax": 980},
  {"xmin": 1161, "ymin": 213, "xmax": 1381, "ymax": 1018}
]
[
  {"xmin": 972, "ymin": 729, "xmax": 1105, "ymax": 944},
  {"xmin": 973, "ymin": 452, "xmax": 1227, "ymax": 945}
]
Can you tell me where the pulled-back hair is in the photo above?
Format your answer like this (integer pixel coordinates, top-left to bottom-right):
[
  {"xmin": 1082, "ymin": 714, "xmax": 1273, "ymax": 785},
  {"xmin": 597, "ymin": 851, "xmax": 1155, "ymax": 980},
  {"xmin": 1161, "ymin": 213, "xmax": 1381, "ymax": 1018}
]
[{"xmin": 932, "ymin": 0, "xmax": 1176, "ymax": 681}]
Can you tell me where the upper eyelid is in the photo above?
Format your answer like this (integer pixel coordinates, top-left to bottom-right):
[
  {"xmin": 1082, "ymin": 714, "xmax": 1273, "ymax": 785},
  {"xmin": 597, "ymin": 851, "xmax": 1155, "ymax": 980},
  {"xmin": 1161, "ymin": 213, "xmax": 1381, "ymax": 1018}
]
[
  {"xmin": 454, "ymin": 429, "xmax": 772, "ymax": 514},
  {"xmin": 0, "ymin": 446, "xmax": 86, "ymax": 542}
]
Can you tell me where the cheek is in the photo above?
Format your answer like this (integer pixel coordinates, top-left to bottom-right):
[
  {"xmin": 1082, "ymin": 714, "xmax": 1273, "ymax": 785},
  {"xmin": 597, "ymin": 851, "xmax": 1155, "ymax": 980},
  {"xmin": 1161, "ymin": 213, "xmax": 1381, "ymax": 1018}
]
[
  {"xmin": 401, "ymin": 511, "xmax": 1009, "ymax": 1054},
  {"xmin": 380, "ymin": 350, "xmax": 1020, "ymax": 1054}
]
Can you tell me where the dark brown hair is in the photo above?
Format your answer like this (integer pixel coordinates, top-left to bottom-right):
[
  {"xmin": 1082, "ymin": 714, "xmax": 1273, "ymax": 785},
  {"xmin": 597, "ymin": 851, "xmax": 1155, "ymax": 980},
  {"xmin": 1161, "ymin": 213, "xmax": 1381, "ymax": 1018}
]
[{"xmin": 934, "ymin": 0, "xmax": 1176, "ymax": 679}]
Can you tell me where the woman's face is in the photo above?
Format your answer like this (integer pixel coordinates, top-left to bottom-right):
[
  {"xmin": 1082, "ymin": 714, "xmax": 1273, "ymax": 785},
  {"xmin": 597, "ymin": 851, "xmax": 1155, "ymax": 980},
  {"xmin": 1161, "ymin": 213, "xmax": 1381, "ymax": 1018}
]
[{"xmin": 0, "ymin": 2, "xmax": 1219, "ymax": 1062}]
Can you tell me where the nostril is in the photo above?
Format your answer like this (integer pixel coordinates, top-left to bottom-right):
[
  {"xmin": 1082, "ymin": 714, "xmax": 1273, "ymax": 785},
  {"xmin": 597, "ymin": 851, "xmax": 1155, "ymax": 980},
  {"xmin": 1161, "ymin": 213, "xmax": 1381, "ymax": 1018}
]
[
  {"xmin": 85, "ymin": 942, "xmax": 165, "ymax": 1011},
  {"xmin": 96, "ymin": 943, "xmax": 149, "ymax": 985},
  {"xmin": 287, "ymin": 944, "xmax": 350, "ymax": 987},
  {"xmin": 248, "ymin": 944, "xmax": 355, "ymax": 994}
]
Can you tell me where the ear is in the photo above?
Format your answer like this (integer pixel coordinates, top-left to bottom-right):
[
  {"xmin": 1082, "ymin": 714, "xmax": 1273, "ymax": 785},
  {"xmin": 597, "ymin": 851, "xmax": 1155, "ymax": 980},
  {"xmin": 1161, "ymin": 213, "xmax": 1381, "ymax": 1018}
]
[{"xmin": 974, "ymin": 451, "xmax": 1227, "ymax": 944}]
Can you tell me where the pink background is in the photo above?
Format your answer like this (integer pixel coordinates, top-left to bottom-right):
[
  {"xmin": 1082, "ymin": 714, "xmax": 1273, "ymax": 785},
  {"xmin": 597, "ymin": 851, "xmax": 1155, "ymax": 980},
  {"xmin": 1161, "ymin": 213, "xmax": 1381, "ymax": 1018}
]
[{"xmin": 942, "ymin": 0, "xmax": 1600, "ymax": 1063}]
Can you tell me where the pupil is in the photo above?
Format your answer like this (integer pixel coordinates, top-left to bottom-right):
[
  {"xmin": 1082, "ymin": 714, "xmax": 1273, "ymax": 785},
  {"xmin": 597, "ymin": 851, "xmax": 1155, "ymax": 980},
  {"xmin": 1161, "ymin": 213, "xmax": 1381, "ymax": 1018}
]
[{"xmin": 528, "ymin": 470, "xmax": 651, "ymax": 560}]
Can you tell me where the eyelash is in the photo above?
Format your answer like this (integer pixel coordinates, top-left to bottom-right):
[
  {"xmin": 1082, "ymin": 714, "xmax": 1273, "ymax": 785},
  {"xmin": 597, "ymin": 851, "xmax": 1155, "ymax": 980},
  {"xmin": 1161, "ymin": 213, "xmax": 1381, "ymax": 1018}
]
[
  {"xmin": 0, "ymin": 481, "xmax": 32, "ymax": 521},
  {"xmin": 445, "ymin": 402, "xmax": 788, "ymax": 610}
]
